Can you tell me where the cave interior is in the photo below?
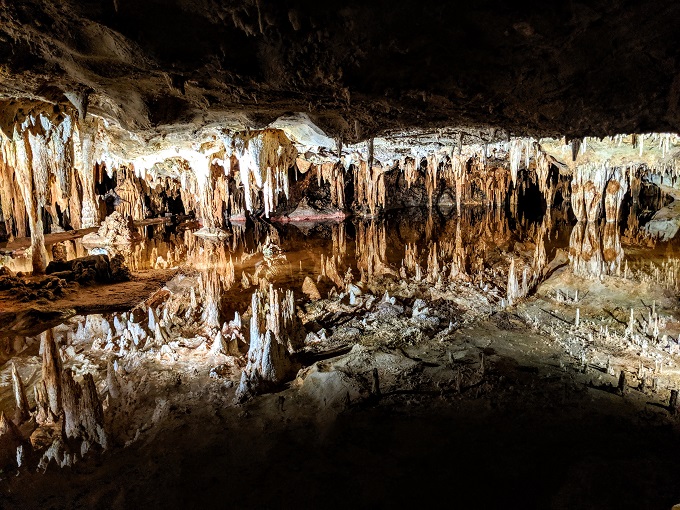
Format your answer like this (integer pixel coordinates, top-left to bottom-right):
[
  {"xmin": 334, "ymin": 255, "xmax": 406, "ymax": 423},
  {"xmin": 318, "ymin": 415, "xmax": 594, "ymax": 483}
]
[{"xmin": 1, "ymin": 1, "xmax": 680, "ymax": 509}]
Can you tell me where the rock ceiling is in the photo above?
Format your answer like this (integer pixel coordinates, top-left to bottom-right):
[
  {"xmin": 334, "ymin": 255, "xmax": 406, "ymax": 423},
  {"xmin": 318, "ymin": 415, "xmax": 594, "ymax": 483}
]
[{"xmin": 1, "ymin": 0, "xmax": 679, "ymax": 140}]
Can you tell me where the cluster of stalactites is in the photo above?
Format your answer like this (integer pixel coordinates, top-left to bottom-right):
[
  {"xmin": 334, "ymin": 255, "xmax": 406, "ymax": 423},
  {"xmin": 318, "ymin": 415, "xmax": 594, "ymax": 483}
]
[
  {"xmin": 316, "ymin": 162, "xmax": 346, "ymax": 209},
  {"xmin": 234, "ymin": 129, "xmax": 297, "ymax": 218},
  {"xmin": 0, "ymin": 111, "xmax": 121, "ymax": 271},
  {"xmin": 409, "ymin": 148, "xmax": 512, "ymax": 214},
  {"xmin": 354, "ymin": 160, "xmax": 386, "ymax": 216},
  {"xmin": 422, "ymin": 152, "xmax": 469, "ymax": 212},
  {"xmin": 508, "ymin": 137, "xmax": 561, "ymax": 211},
  {"xmin": 0, "ymin": 113, "xmax": 96, "ymax": 272},
  {"xmin": 534, "ymin": 150, "xmax": 556, "ymax": 209},
  {"xmin": 571, "ymin": 163, "xmax": 630, "ymax": 223},
  {"xmin": 402, "ymin": 157, "xmax": 419, "ymax": 189},
  {"xmin": 509, "ymin": 137, "xmax": 536, "ymax": 187}
]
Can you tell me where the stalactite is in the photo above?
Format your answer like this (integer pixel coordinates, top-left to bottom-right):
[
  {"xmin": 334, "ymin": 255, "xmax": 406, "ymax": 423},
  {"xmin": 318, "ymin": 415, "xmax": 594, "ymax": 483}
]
[
  {"xmin": 73, "ymin": 121, "xmax": 99, "ymax": 228},
  {"xmin": 114, "ymin": 168, "xmax": 146, "ymax": 220},
  {"xmin": 603, "ymin": 167, "xmax": 628, "ymax": 223},
  {"xmin": 534, "ymin": 150, "xmax": 557, "ymax": 209},
  {"xmin": 316, "ymin": 162, "xmax": 346, "ymax": 209},
  {"xmin": 571, "ymin": 163, "xmax": 609, "ymax": 222},
  {"xmin": 568, "ymin": 156, "xmax": 636, "ymax": 225},
  {"xmin": 402, "ymin": 157, "xmax": 419, "ymax": 189},
  {"xmin": 509, "ymin": 138, "xmax": 524, "ymax": 186},
  {"xmin": 425, "ymin": 154, "xmax": 440, "ymax": 208}
]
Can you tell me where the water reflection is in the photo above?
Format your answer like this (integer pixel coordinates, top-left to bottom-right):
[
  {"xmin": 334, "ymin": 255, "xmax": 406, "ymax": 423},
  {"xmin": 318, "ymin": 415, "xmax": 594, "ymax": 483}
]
[{"xmin": 3, "ymin": 197, "xmax": 680, "ymax": 315}]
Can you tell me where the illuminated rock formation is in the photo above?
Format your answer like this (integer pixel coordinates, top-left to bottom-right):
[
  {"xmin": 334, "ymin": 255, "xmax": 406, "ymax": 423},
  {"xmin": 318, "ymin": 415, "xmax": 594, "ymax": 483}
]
[{"xmin": 236, "ymin": 286, "xmax": 302, "ymax": 401}]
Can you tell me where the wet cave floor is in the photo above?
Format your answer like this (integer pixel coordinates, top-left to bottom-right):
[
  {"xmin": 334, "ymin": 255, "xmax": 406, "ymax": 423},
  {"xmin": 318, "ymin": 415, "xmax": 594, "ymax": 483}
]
[{"xmin": 2, "ymin": 204, "xmax": 680, "ymax": 509}]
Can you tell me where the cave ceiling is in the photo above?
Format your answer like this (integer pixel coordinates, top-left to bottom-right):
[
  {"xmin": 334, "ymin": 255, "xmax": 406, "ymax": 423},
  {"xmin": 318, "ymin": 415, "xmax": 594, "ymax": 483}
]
[{"xmin": 0, "ymin": 0, "xmax": 679, "ymax": 141}]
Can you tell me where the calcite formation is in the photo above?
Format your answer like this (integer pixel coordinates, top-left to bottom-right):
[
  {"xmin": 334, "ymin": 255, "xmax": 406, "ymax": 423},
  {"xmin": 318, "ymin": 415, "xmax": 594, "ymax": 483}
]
[{"xmin": 236, "ymin": 285, "xmax": 302, "ymax": 402}]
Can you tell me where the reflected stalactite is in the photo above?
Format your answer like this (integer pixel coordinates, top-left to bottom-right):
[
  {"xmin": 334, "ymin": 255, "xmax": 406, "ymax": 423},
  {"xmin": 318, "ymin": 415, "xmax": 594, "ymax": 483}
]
[
  {"xmin": 207, "ymin": 265, "xmax": 237, "ymax": 329},
  {"xmin": 332, "ymin": 222, "xmax": 347, "ymax": 259},
  {"xmin": 451, "ymin": 220, "xmax": 467, "ymax": 278},
  {"xmin": 356, "ymin": 220, "xmax": 390, "ymax": 281},
  {"xmin": 602, "ymin": 222, "xmax": 624, "ymax": 276},
  {"xmin": 569, "ymin": 222, "xmax": 602, "ymax": 277},
  {"xmin": 569, "ymin": 222, "xmax": 623, "ymax": 278}
]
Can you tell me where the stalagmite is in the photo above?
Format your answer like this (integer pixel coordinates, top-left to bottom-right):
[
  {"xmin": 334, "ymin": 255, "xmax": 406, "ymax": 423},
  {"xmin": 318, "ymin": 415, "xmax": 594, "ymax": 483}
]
[
  {"xmin": 61, "ymin": 368, "xmax": 83, "ymax": 440},
  {"xmin": 107, "ymin": 361, "xmax": 121, "ymax": 399},
  {"xmin": 302, "ymin": 276, "xmax": 321, "ymax": 300},
  {"xmin": 0, "ymin": 411, "xmax": 24, "ymax": 470},
  {"xmin": 627, "ymin": 308, "xmax": 635, "ymax": 336},
  {"xmin": 618, "ymin": 371, "xmax": 626, "ymax": 394},
  {"xmin": 62, "ymin": 368, "xmax": 107, "ymax": 447},
  {"xmin": 236, "ymin": 287, "xmax": 301, "ymax": 402},
  {"xmin": 210, "ymin": 330, "xmax": 228, "ymax": 356},
  {"xmin": 11, "ymin": 363, "xmax": 30, "ymax": 423}
]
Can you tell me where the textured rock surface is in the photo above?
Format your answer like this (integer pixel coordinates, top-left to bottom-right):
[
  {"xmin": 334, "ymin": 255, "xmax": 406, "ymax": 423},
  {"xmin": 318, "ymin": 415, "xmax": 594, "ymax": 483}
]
[{"xmin": 0, "ymin": 1, "xmax": 679, "ymax": 140}]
